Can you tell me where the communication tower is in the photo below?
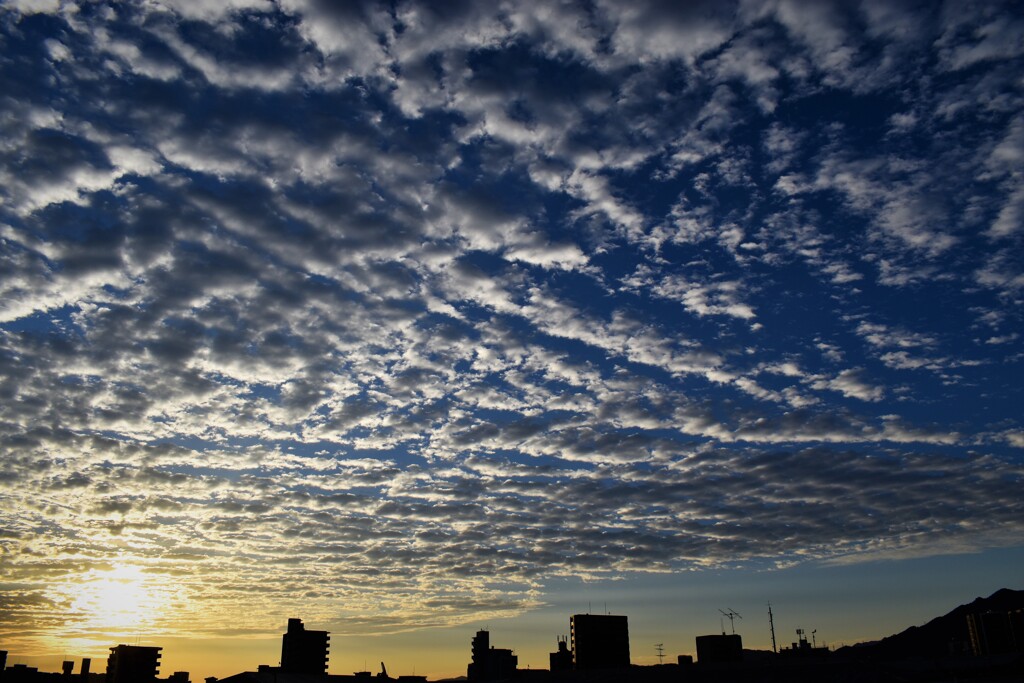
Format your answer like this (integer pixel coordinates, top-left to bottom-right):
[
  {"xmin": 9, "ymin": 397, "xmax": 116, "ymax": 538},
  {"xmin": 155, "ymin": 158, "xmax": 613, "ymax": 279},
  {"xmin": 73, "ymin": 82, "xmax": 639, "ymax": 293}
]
[{"xmin": 719, "ymin": 608, "xmax": 743, "ymax": 635}]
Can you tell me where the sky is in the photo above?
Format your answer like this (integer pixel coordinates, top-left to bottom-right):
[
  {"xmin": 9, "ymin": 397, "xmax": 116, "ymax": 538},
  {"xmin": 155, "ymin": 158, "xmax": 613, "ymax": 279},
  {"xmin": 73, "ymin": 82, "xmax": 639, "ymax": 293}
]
[{"xmin": 1, "ymin": 0, "xmax": 1023, "ymax": 679}]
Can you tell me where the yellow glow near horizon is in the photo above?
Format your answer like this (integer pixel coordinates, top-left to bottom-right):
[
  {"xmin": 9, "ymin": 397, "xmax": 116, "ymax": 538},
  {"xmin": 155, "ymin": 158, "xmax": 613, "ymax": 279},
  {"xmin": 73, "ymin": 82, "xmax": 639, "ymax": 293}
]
[{"xmin": 58, "ymin": 564, "xmax": 174, "ymax": 645}]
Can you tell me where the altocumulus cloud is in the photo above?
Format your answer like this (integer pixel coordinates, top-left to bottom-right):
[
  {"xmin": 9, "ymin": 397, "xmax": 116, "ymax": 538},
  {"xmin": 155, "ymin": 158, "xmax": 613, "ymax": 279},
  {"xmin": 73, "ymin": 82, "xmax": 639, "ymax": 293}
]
[{"xmin": 1, "ymin": 0, "xmax": 1023, "ymax": 643}]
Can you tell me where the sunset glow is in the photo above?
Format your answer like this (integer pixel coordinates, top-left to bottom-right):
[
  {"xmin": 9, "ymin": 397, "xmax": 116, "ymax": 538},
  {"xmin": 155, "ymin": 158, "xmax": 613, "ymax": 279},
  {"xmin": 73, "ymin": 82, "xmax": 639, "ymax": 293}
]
[{"xmin": 67, "ymin": 566, "xmax": 162, "ymax": 631}]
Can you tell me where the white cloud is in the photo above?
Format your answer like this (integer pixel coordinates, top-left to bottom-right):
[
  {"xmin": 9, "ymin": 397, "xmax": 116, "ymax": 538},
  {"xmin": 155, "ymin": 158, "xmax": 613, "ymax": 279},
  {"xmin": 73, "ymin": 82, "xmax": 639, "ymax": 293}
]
[
  {"xmin": 1, "ymin": 0, "xmax": 1022, "ymax": 657},
  {"xmin": 3, "ymin": 0, "xmax": 60, "ymax": 14},
  {"xmin": 600, "ymin": 0, "xmax": 738, "ymax": 65},
  {"xmin": 645, "ymin": 272, "xmax": 757, "ymax": 320},
  {"xmin": 938, "ymin": 7, "xmax": 1024, "ymax": 71},
  {"xmin": 820, "ymin": 368, "xmax": 884, "ymax": 402}
]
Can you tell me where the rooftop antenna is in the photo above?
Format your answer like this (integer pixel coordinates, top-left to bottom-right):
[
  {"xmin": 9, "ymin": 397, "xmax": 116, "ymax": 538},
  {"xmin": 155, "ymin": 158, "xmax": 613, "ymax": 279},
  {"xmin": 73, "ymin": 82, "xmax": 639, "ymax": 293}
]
[
  {"xmin": 719, "ymin": 608, "xmax": 742, "ymax": 635},
  {"xmin": 655, "ymin": 643, "xmax": 664, "ymax": 665},
  {"xmin": 768, "ymin": 602, "xmax": 777, "ymax": 654}
]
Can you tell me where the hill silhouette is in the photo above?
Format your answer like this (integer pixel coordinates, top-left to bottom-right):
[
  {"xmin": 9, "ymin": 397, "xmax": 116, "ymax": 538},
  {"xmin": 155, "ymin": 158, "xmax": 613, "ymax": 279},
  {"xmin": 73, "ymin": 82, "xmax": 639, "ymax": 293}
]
[{"xmin": 836, "ymin": 587, "xmax": 1024, "ymax": 660}]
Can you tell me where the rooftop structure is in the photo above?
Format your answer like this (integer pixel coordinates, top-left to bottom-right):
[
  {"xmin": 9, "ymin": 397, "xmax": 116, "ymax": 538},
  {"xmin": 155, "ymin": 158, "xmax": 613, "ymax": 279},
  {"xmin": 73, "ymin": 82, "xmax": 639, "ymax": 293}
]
[
  {"xmin": 695, "ymin": 634, "xmax": 743, "ymax": 664},
  {"xmin": 549, "ymin": 637, "xmax": 572, "ymax": 674},
  {"xmin": 106, "ymin": 645, "xmax": 162, "ymax": 683},
  {"xmin": 569, "ymin": 614, "xmax": 630, "ymax": 671}
]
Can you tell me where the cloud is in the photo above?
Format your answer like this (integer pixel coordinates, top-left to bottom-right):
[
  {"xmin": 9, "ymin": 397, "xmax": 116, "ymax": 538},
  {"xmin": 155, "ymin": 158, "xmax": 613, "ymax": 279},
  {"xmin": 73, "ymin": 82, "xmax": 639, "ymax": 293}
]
[
  {"xmin": 601, "ymin": 0, "xmax": 739, "ymax": 65},
  {"xmin": 0, "ymin": 0, "xmax": 1022, "ymax": 653},
  {"xmin": 818, "ymin": 369, "xmax": 885, "ymax": 402},
  {"xmin": 937, "ymin": 5, "xmax": 1024, "ymax": 71}
]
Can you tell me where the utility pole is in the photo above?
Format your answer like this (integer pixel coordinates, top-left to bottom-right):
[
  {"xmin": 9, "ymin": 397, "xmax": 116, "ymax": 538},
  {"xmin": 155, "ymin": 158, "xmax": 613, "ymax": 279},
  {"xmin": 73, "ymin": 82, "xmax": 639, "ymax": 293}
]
[
  {"xmin": 768, "ymin": 602, "xmax": 777, "ymax": 653},
  {"xmin": 655, "ymin": 643, "xmax": 664, "ymax": 664}
]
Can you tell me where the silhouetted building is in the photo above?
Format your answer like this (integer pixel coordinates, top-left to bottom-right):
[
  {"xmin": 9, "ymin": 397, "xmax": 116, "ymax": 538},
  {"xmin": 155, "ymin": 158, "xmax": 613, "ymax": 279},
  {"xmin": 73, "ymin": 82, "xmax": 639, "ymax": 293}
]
[
  {"xmin": 467, "ymin": 630, "xmax": 518, "ymax": 681},
  {"xmin": 468, "ymin": 630, "xmax": 489, "ymax": 681},
  {"xmin": 570, "ymin": 614, "xmax": 630, "ymax": 670},
  {"xmin": 968, "ymin": 609, "xmax": 1024, "ymax": 656},
  {"xmin": 280, "ymin": 618, "xmax": 329, "ymax": 675},
  {"xmin": 695, "ymin": 634, "xmax": 743, "ymax": 664},
  {"xmin": 106, "ymin": 646, "xmax": 161, "ymax": 683},
  {"xmin": 217, "ymin": 672, "xmax": 420, "ymax": 683},
  {"xmin": 5, "ymin": 664, "xmax": 39, "ymax": 683},
  {"xmin": 779, "ymin": 629, "xmax": 829, "ymax": 658},
  {"xmin": 1, "ymin": 650, "xmax": 7, "ymax": 680},
  {"xmin": 548, "ymin": 637, "xmax": 572, "ymax": 674},
  {"xmin": 0, "ymin": 658, "xmax": 107, "ymax": 683}
]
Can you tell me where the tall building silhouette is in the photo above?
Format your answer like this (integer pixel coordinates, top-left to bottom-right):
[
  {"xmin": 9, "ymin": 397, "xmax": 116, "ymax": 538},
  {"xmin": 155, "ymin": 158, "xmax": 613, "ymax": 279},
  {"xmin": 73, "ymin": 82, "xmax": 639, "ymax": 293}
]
[
  {"xmin": 569, "ymin": 614, "xmax": 630, "ymax": 670},
  {"xmin": 467, "ymin": 630, "xmax": 517, "ymax": 681},
  {"xmin": 105, "ymin": 645, "xmax": 161, "ymax": 683},
  {"xmin": 280, "ymin": 618, "xmax": 329, "ymax": 675}
]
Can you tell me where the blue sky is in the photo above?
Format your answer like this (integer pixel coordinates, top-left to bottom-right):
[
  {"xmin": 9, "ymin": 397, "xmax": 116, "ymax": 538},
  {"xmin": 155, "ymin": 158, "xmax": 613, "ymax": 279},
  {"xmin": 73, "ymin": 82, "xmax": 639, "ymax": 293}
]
[{"xmin": 1, "ymin": 0, "xmax": 1022, "ymax": 678}]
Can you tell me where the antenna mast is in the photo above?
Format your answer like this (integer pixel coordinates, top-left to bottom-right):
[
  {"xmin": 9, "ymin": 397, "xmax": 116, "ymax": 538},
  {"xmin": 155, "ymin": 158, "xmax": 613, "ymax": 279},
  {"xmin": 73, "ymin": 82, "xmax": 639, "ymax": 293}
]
[
  {"xmin": 655, "ymin": 643, "xmax": 664, "ymax": 664},
  {"xmin": 719, "ymin": 608, "xmax": 743, "ymax": 635},
  {"xmin": 768, "ymin": 602, "xmax": 777, "ymax": 653}
]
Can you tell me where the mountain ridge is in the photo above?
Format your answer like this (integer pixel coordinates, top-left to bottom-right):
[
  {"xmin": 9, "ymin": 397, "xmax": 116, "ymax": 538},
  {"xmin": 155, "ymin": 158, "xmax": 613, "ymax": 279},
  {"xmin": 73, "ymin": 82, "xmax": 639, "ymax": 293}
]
[{"xmin": 835, "ymin": 587, "xmax": 1024, "ymax": 660}]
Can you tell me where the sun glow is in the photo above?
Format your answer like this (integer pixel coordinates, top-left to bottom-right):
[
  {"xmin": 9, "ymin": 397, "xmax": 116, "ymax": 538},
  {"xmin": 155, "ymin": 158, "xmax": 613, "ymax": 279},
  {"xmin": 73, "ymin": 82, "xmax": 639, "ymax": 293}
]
[
  {"xmin": 58, "ymin": 564, "xmax": 176, "ymax": 646},
  {"xmin": 71, "ymin": 566, "xmax": 152, "ymax": 628}
]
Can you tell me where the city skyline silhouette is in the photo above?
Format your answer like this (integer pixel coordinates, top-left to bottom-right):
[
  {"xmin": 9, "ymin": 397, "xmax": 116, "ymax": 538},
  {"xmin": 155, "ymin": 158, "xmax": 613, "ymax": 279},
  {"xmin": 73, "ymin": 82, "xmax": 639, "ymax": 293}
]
[{"xmin": 3, "ymin": 587, "xmax": 1023, "ymax": 682}]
